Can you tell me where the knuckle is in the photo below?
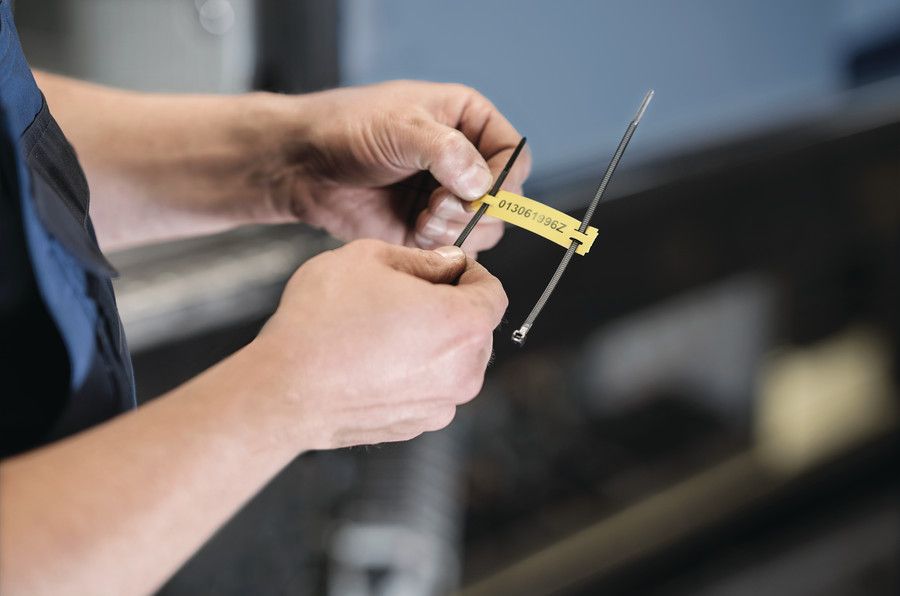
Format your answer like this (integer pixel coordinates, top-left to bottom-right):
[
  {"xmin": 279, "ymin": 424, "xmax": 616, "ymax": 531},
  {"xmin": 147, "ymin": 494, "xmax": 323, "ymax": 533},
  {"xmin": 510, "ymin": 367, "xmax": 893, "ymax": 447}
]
[
  {"xmin": 458, "ymin": 84, "xmax": 491, "ymax": 110},
  {"xmin": 495, "ymin": 280, "xmax": 510, "ymax": 311},
  {"xmin": 479, "ymin": 304, "xmax": 504, "ymax": 332},
  {"xmin": 344, "ymin": 238, "xmax": 368, "ymax": 251},
  {"xmin": 406, "ymin": 112, "xmax": 431, "ymax": 131},
  {"xmin": 454, "ymin": 318, "xmax": 493, "ymax": 358},
  {"xmin": 380, "ymin": 79, "xmax": 412, "ymax": 91},
  {"xmin": 446, "ymin": 82, "xmax": 475, "ymax": 96},
  {"xmin": 417, "ymin": 209, "xmax": 447, "ymax": 239},
  {"xmin": 485, "ymin": 275, "xmax": 509, "ymax": 311},
  {"xmin": 467, "ymin": 312, "xmax": 494, "ymax": 337},
  {"xmin": 472, "ymin": 279, "xmax": 508, "ymax": 320},
  {"xmin": 440, "ymin": 128, "xmax": 469, "ymax": 154},
  {"xmin": 454, "ymin": 353, "xmax": 488, "ymax": 404},
  {"xmin": 299, "ymin": 248, "xmax": 339, "ymax": 277},
  {"xmin": 427, "ymin": 188, "xmax": 453, "ymax": 212},
  {"xmin": 462, "ymin": 374, "xmax": 486, "ymax": 404},
  {"xmin": 306, "ymin": 248, "xmax": 336, "ymax": 268},
  {"xmin": 429, "ymin": 406, "xmax": 457, "ymax": 431},
  {"xmin": 397, "ymin": 429, "xmax": 424, "ymax": 443},
  {"xmin": 462, "ymin": 86, "xmax": 497, "ymax": 116},
  {"xmin": 346, "ymin": 237, "xmax": 384, "ymax": 255}
]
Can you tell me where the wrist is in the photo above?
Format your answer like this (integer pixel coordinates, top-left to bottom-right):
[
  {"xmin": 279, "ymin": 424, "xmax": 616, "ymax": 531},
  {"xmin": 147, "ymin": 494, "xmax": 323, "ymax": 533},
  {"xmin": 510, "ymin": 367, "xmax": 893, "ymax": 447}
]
[
  {"xmin": 240, "ymin": 91, "xmax": 325, "ymax": 227},
  {"xmin": 236, "ymin": 332, "xmax": 325, "ymax": 452}
]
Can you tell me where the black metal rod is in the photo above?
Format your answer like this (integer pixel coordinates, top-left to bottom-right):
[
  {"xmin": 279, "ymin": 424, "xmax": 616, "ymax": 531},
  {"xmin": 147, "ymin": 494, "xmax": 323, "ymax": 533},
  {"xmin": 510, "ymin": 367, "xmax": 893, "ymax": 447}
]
[{"xmin": 454, "ymin": 136, "xmax": 527, "ymax": 248}]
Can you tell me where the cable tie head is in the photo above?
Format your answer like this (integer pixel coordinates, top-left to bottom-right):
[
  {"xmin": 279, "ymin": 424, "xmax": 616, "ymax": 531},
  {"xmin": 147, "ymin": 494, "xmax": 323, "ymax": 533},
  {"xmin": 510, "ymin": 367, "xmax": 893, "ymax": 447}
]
[{"xmin": 511, "ymin": 325, "xmax": 530, "ymax": 346}]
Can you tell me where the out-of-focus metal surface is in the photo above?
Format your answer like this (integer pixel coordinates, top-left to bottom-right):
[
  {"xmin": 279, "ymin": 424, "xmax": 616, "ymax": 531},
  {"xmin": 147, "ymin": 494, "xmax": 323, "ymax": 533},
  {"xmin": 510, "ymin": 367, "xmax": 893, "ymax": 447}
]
[
  {"xmin": 581, "ymin": 273, "xmax": 775, "ymax": 421},
  {"xmin": 686, "ymin": 496, "xmax": 900, "ymax": 596},
  {"xmin": 329, "ymin": 429, "xmax": 465, "ymax": 596},
  {"xmin": 462, "ymin": 329, "xmax": 898, "ymax": 596},
  {"xmin": 110, "ymin": 225, "xmax": 337, "ymax": 353}
]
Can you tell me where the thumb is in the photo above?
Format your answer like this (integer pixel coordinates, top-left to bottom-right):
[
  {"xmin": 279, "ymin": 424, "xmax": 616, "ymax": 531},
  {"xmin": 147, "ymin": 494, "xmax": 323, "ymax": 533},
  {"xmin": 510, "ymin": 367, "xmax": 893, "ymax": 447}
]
[
  {"xmin": 395, "ymin": 118, "xmax": 493, "ymax": 200},
  {"xmin": 383, "ymin": 244, "xmax": 467, "ymax": 285}
]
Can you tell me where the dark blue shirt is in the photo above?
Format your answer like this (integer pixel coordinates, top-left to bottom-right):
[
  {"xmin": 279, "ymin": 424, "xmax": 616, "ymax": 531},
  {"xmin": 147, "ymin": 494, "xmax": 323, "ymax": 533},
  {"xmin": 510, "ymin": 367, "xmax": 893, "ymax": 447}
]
[{"xmin": 1, "ymin": 0, "xmax": 135, "ymax": 455}]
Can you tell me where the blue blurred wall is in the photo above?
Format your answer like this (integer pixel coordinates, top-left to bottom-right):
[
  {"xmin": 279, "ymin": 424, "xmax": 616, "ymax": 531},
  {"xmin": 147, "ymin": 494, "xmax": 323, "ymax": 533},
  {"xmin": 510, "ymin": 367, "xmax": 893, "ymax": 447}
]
[{"xmin": 339, "ymin": 0, "xmax": 899, "ymax": 180}]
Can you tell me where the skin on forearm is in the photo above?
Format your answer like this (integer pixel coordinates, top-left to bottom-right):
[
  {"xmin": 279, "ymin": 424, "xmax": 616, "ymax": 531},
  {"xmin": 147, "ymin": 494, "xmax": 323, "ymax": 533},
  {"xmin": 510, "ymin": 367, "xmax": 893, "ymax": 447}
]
[
  {"xmin": 0, "ymin": 340, "xmax": 308, "ymax": 596},
  {"xmin": 34, "ymin": 71, "xmax": 301, "ymax": 250},
  {"xmin": 0, "ymin": 238, "xmax": 506, "ymax": 595}
]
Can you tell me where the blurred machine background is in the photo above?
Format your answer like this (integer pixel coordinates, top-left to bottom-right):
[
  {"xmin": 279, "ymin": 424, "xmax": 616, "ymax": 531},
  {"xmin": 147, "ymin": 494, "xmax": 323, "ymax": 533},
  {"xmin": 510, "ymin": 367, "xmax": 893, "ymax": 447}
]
[{"xmin": 16, "ymin": 1, "xmax": 900, "ymax": 594}]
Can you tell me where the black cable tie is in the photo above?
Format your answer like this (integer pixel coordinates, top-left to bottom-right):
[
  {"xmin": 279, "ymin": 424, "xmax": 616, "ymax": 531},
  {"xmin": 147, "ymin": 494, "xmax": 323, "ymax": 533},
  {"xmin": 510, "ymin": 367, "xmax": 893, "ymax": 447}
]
[
  {"xmin": 512, "ymin": 90, "xmax": 653, "ymax": 346},
  {"xmin": 454, "ymin": 136, "xmax": 527, "ymax": 248}
]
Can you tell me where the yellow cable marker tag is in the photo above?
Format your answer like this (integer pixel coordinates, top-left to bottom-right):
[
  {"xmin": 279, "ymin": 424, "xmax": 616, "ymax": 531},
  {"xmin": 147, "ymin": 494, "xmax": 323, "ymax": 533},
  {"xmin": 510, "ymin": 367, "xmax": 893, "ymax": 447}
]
[{"xmin": 469, "ymin": 190, "xmax": 598, "ymax": 255}]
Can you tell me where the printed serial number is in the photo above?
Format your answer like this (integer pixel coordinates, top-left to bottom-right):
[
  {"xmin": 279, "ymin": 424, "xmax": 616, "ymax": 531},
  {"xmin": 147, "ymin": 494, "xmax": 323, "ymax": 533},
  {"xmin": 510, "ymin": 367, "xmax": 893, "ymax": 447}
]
[{"xmin": 496, "ymin": 199, "xmax": 566, "ymax": 233}]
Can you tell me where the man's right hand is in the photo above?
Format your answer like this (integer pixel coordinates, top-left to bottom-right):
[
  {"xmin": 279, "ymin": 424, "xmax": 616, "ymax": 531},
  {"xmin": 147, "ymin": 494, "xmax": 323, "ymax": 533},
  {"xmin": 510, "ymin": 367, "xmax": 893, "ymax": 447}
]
[{"xmin": 253, "ymin": 239, "xmax": 508, "ymax": 450}]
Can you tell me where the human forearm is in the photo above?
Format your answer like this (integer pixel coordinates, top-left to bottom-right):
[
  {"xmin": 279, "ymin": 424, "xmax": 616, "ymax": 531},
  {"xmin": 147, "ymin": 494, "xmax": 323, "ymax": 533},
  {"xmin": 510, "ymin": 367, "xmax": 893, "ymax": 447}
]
[
  {"xmin": 35, "ymin": 71, "xmax": 299, "ymax": 250},
  {"xmin": 0, "ymin": 239, "xmax": 507, "ymax": 595},
  {"xmin": 37, "ymin": 75, "xmax": 528, "ymax": 255},
  {"xmin": 0, "ymin": 340, "xmax": 305, "ymax": 596}
]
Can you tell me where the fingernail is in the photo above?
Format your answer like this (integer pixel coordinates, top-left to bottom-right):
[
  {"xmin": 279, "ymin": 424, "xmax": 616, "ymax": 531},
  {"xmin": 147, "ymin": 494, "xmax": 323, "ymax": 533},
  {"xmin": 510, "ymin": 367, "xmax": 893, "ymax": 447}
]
[
  {"xmin": 422, "ymin": 216, "xmax": 447, "ymax": 238},
  {"xmin": 434, "ymin": 245, "xmax": 464, "ymax": 260},
  {"xmin": 437, "ymin": 197, "xmax": 468, "ymax": 218},
  {"xmin": 458, "ymin": 163, "xmax": 492, "ymax": 199}
]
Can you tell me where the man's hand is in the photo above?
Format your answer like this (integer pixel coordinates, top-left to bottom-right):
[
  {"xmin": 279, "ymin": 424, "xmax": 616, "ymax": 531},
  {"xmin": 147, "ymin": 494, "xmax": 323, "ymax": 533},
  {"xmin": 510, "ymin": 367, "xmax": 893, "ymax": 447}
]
[
  {"xmin": 38, "ymin": 74, "xmax": 529, "ymax": 252},
  {"xmin": 254, "ymin": 239, "xmax": 508, "ymax": 448},
  {"xmin": 268, "ymin": 81, "xmax": 531, "ymax": 255},
  {"xmin": 0, "ymin": 239, "xmax": 505, "ymax": 595}
]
